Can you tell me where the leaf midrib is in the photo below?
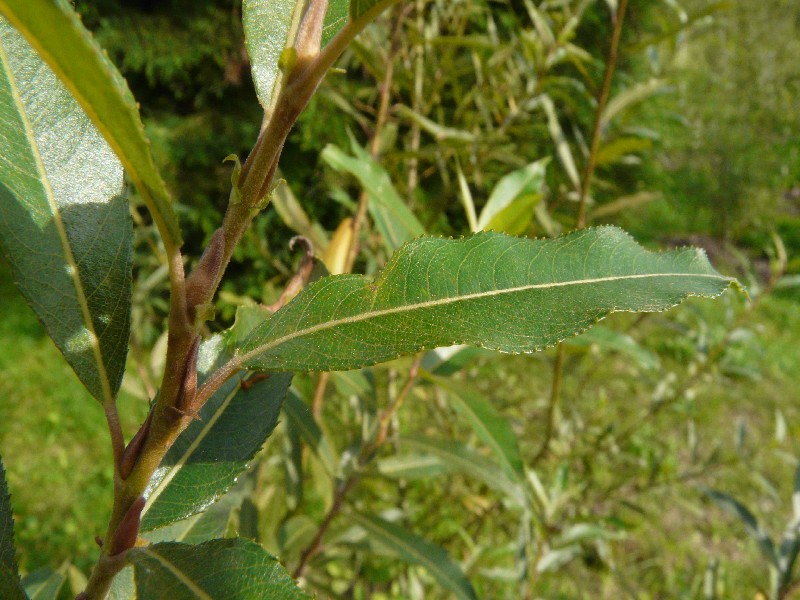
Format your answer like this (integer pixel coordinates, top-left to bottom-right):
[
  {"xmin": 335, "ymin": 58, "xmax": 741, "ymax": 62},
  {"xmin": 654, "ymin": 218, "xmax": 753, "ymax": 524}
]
[
  {"xmin": 138, "ymin": 548, "xmax": 213, "ymax": 600},
  {"xmin": 0, "ymin": 33, "xmax": 113, "ymax": 406},
  {"xmin": 239, "ymin": 270, "xmax": 731, "ymax": 365}
]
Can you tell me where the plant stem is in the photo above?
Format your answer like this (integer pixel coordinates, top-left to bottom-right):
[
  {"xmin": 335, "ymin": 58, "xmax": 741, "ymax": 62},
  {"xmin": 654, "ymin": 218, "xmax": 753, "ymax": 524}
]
[{"xmin": 576, "ymin": 0, "xmax": 629, "ymax": 229}]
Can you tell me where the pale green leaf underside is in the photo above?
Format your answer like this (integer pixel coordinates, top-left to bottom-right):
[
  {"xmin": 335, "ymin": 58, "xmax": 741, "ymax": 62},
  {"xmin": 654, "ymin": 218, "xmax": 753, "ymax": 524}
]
[
  {"xmin": 0, "ymin": 18, "xmax": 132, "ymax": 404},
  {"xmin": 22, "ymin": 567, "xmax": 66, "ymax": 600},
  {"xmin": 0, "ymin": 0, "xmax": 181, "ymax": 244},
  {"xmin": 128, "ymin": 538, "xmax": 309, "ymax": 599},
  {"xmin": 349, "ymin": 512, "xmax": 478, "ymax": 600},
  {"xmin": 141, "ymin": 336, "xmax": 292, "ymax": 532},
  {"xmin": 238, "ymin": 227, "xmax": 736, "ymax": 372}
]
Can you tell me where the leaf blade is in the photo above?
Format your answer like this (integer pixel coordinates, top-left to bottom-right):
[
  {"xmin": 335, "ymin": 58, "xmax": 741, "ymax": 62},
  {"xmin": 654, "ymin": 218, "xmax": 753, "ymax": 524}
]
[
  {"xmin": 128, "ymin": 538, "xmax": 309, "ymax": 599},
  {"xmin": 0, "ymin": 0, "xmax": 181, "ymax": 245},
  {"xmin": 141, "ymin": 336, "xmax": 292, "ymax": 531},
  {"xmin": 0, "ymin": 17, "xmax": 132, "ymax": 404},
  {"xmin": 349, "ymin": 512, "xmax": 478, "ymax": 600},
  {"xmin": 238, "ymin": 227, "xmax": 737, "ymax": 372}
]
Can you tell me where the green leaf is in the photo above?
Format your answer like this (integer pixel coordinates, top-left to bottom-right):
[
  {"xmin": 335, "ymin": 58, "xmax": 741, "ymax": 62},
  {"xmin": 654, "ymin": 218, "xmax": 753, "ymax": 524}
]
[
  {"xmin": 477, "ymin": 158, "xmax": 548, "ymax": 232},
  {"xmin": 0, "ymin": 458, "xmax": 24, "ymax": 598},
  {"xmin": 400, "ymin": 436, "xmax": 526, "ymax": 505},
  {"xmin": 244, "ymin": 0, "xmax": 307, "ymax": 113},
  {"xmin": 567, "ymin": 325, "xmax": 660, "ymax": 371},
  {"xmin": 322, "ymin": 0, "xmax": 349, "ymax": 45},
  {"xmin": 706, "ymin": 489, "xmax": 777, "ymax": 565},
  {"xmin": 144, "ymin": 492, "xmax": 241, "ymax": 545},
  {"xmin": 22, "ymin": 567, "xmax": 65, "ymax": 600},
  {"xmin": 0, "ymin": 18, "xmax": 131, "ymax": 405},
  {"xmin": 107, "ymin": 566, "xmax": 135, "ymax": 600},
  {"xmin": 141, "ymin": 336, "xmax": 292, "ymax": 531},
  {"xmin": 430, "ymin": 377, "xmax": 524, "ymax": 481},
  {"xmin": 376, "ymin": 454, "xmax": 449, "ymax": 480},
  {"xmin": 0, "ymin": 0, "xmax": 181, "ymax": 245},
  {"xmin": 0, "ymin": 458, "xmax": 16, "ymax": 576},
  {"xmin": 349, "ymin": 512, "xmax": 478, "ymax": 600},
  {"xmin": 128, "ymin": 538, "xmax": 309, "ymax": 599},
  {"xmin": 322, "ymin": 141, "xmax": 425, "ymax": 251},
  {"xmin": 237, "ymin": 227, "xmax": 737, "ymax": 372},
  {"xmin": 284, "ymin": 390, "xmax": 339, "ymax": 477}
]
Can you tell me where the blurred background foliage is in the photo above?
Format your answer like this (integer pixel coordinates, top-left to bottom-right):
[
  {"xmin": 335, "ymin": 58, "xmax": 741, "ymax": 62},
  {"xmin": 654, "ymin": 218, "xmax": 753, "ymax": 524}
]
[{"xmin": 1, "ymin": 0, "xmax": 799, "ymax": 597}]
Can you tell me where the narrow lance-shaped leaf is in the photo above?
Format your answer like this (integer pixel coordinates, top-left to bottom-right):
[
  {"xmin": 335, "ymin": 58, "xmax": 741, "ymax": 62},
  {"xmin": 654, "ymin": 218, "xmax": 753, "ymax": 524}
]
[
  {"xmin": 430, "ymin": 376, "xmax": 524, "ymax": 481},
  {"xmin": 236, "ymin": 227, "xmax": 737, "ymax": 373},
  {"xmin": 127, "ymin": 538, "xmax": 309, "ymax": 599},
  {"xmin": 349, "ymin": 512, "xmax": 478, "ymax": 600},
  {"xmin": 141, "ymin": 335, "xmax": 292, "ymax": 532},
  {"xmin": 0, "ymin": 0, "xmax": 181, "ymax": 244},
  {"xmin": 0, "ymin": 17, "xmax": 132, "ymax": 404}
]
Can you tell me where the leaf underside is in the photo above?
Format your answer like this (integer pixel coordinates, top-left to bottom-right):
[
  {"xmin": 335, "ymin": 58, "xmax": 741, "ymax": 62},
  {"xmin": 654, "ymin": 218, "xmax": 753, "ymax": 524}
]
[
  {"xmin": 128, "ymin": 538, "xmax": 310, "ymax": 599},
  {"xmin": 237, "ymin": 226, "xmax": 736, "ymax": 372},
  {"xmin": 0, "ymin": 17, "xmax": 132, "ymax": 404},
  {"xmin": 141, "ymin": 336, "xmax": 292, "ymax": 532}
]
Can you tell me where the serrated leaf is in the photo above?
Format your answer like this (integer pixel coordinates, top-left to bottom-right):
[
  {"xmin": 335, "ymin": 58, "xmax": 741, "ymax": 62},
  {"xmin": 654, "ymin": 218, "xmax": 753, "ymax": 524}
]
[
  {"xmin": 477, "ymin": 158, "xmax": 548, "ymax": 232},
  {"xmin": 141, "ymin": 336, "xmax": 292, "ymax": 531},
  {"xmin": 22, "ymin": 567, "xmax": 65, "ymax": 600},
  {"xmin": 237, "ymin": 227, "xmax": 737, "ymax": 373},
  {"xmin": 707, "ymin": 489, "xmax": 777, "ymax": 565},
  {"xmin": 0, "ymin": 18, "xmax": 132, "ymax": 405},
  {"xmin": 0, "ymin": 563, "xmax": 26, "ymax": 600},
  {"xmin": 128, "ymin": 538, "xmax": 309, "ymax": 599},
  {"xmin": 349, "ymin": 512, "xmax": 478, "ymax": 600},
  {"xmin": 144, "ymin": 492, "xmax": 241, "ymax": 545},
  {"xmin": 0, "ymin": 0, "xmax": 181, "ymax": 244},
  {"xmin": 400, "ymin": 436, "xmax": 525, "ymax": 505},
  {"xmin": 431, "ymin": 376, "xmax": 524, "ymax": 481},
  {"xmin": 322, "ymin": 141, "xmax": 425, "ymax": 252},
  {"xmin": 567, "ymin": 325, "xmax": 660, "ymax": 371},
  {"xmin": 0, "ymin": 459, "xmax": 16, "ymax": 576}
]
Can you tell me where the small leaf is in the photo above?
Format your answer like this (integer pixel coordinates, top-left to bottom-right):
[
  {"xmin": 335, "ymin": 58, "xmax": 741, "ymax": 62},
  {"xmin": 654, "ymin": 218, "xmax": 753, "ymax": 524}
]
[
  {"xmin": 706, "ymin": 489, "xmax": 778, "ymax": 565},
  {"xmin": 567, "ymin": 325, "xmax": 660, "ymax": 371},
  {"xmin": 141, "ymin": 336, "xmax": 292, "ymax": 531},
  {"xmin": 237, "ymin": 227, "xmax": 737, "ymax": 373},
  {"xmin": 128, "ymin": 538, "xmax": 309, "ymax": 599},
  {"xmin": 477, "ymin": 159, "xmax": 548, "ymax": 231},
  {"xmin": 0, "ymin": 18, "xmax": 133, "ymax": 404},
  {"xmin": 349, "ymin": 512, "xmax": 478, "ymax": 600},
  {"xmin": 322, "ymin": 141, "xmax": 425, "ymax": 252},
  {"xmin": 0, "ymin": 0, "xmax": 181, "ymax": 244},
  {"xmin": 430, "ymin": 376, "xmax": 524, "ymax": 481},
  {"xmin": 376, "ymin": 454, "xmax": 449, "ymax": 480},
  {"xmin": 22, "ymin": 567, "xmax": 65, "ymax": 600}
]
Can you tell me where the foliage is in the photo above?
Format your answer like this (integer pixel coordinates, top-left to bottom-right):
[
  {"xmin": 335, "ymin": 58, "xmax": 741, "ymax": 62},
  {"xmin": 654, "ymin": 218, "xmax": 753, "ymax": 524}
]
[{"xmin": 0, "ymin": 0, "xmax": 796, "ymax": 599}]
